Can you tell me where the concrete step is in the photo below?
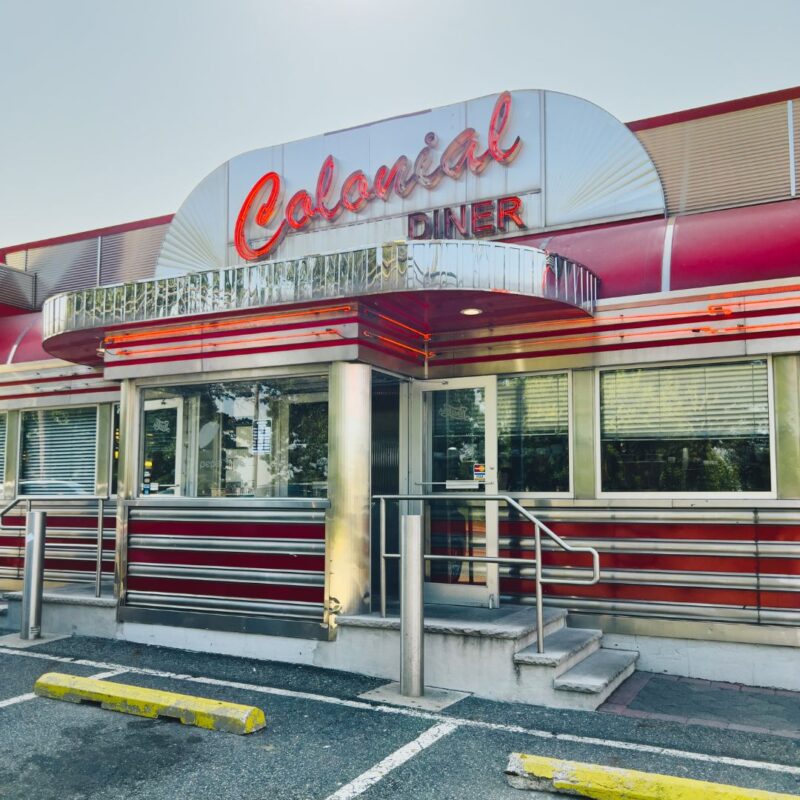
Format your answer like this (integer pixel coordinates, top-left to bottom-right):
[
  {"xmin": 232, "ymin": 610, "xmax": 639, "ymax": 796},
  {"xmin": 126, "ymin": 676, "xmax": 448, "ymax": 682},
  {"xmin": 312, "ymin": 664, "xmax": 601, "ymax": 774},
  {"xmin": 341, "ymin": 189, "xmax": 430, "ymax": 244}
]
[
  {"xmin": 513, "ymin": 627, "xmax": 602, "ymax": 677},
  {"xmin": 339, "ymin": 604, "xmax": 567, "ymax": 643},
  {"xmin": 554, "ymin": 648, "xmax": 638, "ymax": 705}
]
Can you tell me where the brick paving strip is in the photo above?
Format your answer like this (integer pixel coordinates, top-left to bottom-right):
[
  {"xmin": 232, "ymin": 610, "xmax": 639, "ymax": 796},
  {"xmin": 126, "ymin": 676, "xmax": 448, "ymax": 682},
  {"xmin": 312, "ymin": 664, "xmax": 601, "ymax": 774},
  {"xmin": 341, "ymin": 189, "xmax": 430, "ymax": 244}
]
[{"xmin": 600, "ymin": 672, "xmax": 800, "ymax": 739}]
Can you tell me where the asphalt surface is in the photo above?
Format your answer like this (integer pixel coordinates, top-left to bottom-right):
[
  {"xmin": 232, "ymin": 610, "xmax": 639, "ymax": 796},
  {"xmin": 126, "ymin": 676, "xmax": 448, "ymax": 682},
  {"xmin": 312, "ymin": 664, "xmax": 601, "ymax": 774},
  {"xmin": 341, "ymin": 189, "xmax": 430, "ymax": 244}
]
[{"xmin": 0, "ymin": 631, "xmax": 798, "ymax": 799}]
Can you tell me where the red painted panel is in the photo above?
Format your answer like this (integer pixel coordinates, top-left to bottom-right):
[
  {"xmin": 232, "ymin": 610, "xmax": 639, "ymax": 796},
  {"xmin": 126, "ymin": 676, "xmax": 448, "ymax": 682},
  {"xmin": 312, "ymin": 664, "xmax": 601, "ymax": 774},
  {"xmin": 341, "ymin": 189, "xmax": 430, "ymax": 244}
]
[
  {"xmin": 43, "ymin": 558, "xmax": 97, "ymax": 572},
  {"xmin": 503, "ymin": 578, "xmax": 756, "ymax": 607},
  {"xmin": 0, "ymin": 313, "xmax": 49, "ymax": 364},
  {"xmin": 128, "ymin": 519, "xmax": 325, "ymax": 539},
  {"xmin": 758, "ymin": 591, "xmax": 800, "ymax": 610},
  {"xmin": 500, "ymin": 549, "xmax": 758, "ymax": 574},
  {"xmin": 670, "ymin": 200, "xmax": 800, "ymax": 290},
  {"xmin": 758, "ymin": 559, "xmax": 800, "ymax": 575},
  {"xmin": 127, "ymin": 549, "xmax": 324, "ymax": 572},
  {"xmin": 126, "ymin": 576, "xmax": 323, "ymax": 603},
  {"xmin": 508, "ymin": 217, "xmax": 665, "ymax": 297},
  {"xmin": 757, "ymin": 525, "xmax": 800, "ymax": 542},
  {"xmin": 501, "ymin": 520, "xmax": 757, "ymax": 542}
]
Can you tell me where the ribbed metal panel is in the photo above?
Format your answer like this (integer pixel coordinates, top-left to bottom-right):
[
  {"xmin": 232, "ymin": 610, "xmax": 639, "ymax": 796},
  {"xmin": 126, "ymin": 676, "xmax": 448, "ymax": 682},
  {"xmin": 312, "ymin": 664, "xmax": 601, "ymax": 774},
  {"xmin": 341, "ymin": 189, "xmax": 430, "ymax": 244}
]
[
  {"xmin": 636, "ymin": 102, "xmax": 792, "ymax": 214},
  {"xmin": 99, "ymin": 224, "xmax": 169, "ymax": 286},
  {"xmin": 26, "ymin": 238, "xmax": 99, "ymax": 303},
  {"xmin": 4, "ymin": 251, "xmax": 26, "ymax": 270},
  {"xmin": 0, "ymin": 264, "xmax": 35, "ymax": 309},
  {"xmin": 793, "ymin": 100, "xmax": 800, "ymax": 195},
  {"xmin": 0, "ymin": 414, "xmax": 6, "ymax": 496}
]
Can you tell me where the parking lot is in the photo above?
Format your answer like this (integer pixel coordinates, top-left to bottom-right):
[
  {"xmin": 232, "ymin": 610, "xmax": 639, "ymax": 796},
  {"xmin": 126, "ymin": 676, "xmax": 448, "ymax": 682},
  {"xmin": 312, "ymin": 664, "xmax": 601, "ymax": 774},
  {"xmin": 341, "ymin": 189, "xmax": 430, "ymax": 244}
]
[{"xmin": 0, "ymin": 633, "xmax": 798, "ymax": 799}]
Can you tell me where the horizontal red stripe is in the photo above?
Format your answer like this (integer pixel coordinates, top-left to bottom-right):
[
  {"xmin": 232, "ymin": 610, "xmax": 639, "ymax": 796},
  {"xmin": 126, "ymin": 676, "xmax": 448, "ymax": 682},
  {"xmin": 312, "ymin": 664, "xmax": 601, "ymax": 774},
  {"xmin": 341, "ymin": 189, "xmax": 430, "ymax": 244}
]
[
  {"xmin": 126, "ymin": 576, "xmax": 322, "ymax": 603},
  {"xmin": 758, "ymin": 558, "xmax": 800, "ymax": 575},
  {"xmin": 128, "ymin": 519, "xmax": 324, "ymax": 539},
  {"xmin": 0, "ymin": 557, "xmax": 22, "ymax": 568},
  {"xmin": 502, "ymin": 578, "xmax": 757, "ymax": 607},
  {"xmin": 502, "ymin": 521, "xmax": 758, "ymax": 541},
  {"xmin": 127, "ymin": 548, "xmax": 324, "ymax": 572},
  {"xmin": 500, "ymin": 550, "xmax": 756, "ymax": 574},
  {"xmin": 627, "ymin": 86, "xmax": 800, "ymax": 131},
  {"xmin": 758, "ymin": 591, "xmax": 800, "ymax": 610},
  {"xmin": 0, "ymin": 385, "xmax": 119, "ymax": 401}
]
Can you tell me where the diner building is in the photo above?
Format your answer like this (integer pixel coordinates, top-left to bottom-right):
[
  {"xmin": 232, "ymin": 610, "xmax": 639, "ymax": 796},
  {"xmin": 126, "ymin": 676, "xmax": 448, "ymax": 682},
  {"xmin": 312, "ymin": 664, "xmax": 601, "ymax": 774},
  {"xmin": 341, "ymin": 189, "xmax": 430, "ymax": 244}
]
[{"xmin": 1, "ymin": 86, "xmax": 800, "ymax": 708}]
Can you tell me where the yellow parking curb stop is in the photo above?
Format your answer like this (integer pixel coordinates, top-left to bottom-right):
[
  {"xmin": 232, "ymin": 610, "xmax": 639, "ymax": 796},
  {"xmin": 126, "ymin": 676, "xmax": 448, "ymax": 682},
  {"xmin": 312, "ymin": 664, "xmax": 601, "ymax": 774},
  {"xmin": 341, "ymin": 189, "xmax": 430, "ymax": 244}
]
[
  {"xmin": 505, "ymin": 753, "xmax": 800, "ymax": 799},
  {"xmin": 34, "ymin": 672, "xmax": 266, "ymax": 735}
]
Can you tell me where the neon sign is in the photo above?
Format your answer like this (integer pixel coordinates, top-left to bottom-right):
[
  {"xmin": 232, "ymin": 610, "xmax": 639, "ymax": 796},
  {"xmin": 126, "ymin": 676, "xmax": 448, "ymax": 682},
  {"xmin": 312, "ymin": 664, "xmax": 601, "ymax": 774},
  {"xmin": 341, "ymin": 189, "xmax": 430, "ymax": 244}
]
[{"xmin": 234, "ymin": 91, "xmax": 523, "ymax": 261}]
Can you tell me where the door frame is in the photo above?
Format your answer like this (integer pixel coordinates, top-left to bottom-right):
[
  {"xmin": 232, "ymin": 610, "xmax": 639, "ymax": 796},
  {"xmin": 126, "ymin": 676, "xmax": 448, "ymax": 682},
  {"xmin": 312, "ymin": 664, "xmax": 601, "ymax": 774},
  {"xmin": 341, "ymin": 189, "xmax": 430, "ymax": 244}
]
[{"xmin": 409, "ymin": 376, "xmax": 499, "ymax": 607}]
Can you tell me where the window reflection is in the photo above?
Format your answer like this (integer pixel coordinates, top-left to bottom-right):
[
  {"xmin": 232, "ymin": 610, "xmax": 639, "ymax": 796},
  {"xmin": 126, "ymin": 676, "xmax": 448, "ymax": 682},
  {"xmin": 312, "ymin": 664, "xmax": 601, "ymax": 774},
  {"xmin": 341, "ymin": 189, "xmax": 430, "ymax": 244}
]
[{"xmin": 140, "ymin": 376, "xmax": 328, "ymax": 498}]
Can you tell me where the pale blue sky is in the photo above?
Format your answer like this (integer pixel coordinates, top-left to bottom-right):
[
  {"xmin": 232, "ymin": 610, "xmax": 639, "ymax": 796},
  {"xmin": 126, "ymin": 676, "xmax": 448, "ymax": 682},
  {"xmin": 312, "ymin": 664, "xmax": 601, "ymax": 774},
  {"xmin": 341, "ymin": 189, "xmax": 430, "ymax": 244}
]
[{"xmin": 1, "ymin": 0, "xmax": 798, "ymax": 246}]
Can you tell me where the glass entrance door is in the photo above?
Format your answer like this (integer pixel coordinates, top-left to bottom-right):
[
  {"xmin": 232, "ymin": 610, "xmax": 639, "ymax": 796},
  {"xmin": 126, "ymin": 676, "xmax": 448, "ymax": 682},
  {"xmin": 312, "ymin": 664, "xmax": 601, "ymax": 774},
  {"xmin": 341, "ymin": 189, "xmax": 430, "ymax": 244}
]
[{"xmin": 410, "ymin": 377, "xmax": 498, "ymax": 606}]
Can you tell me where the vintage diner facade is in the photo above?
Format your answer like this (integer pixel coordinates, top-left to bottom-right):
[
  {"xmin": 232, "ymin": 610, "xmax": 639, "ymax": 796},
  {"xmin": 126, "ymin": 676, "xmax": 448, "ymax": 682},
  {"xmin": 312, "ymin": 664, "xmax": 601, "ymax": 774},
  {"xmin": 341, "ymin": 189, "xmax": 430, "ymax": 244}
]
[{"xmin": 2, "ymin": 86, "xmax": 800, "ymax": 698}]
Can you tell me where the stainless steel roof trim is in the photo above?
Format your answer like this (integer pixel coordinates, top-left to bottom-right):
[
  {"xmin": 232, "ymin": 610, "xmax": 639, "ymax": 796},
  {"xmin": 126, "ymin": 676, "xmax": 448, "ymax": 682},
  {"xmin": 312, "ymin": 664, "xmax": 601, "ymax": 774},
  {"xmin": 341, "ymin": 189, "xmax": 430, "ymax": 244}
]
[{"xmin": 42, "ymin": 240, "xmax": 598, "ymax": 341}]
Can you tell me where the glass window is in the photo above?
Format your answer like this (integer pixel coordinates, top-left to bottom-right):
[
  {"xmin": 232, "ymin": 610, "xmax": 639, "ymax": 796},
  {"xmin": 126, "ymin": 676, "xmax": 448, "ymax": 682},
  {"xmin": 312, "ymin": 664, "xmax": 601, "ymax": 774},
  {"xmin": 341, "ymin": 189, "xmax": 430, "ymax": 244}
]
[
  {"xmin": 19, "ymin": 407, "xmax": 98, "ymax": 495},
  {"xmin": 140, "ymin": 375, "xmax": 328, "ymax": 498},
  {"xmin": 600, "ymin": 360, "xmax": 771, "ymax": 493},
  {"xmin": 498, "ymin": 373, "xmax": 569, "ymax": 492},
  {"xmin": 111, "ymin": 404, "xmax": 121, "ymax": 496},
  {"xmin": 0, "ymin": 413, "xmax": 6, "ymax": 498}
]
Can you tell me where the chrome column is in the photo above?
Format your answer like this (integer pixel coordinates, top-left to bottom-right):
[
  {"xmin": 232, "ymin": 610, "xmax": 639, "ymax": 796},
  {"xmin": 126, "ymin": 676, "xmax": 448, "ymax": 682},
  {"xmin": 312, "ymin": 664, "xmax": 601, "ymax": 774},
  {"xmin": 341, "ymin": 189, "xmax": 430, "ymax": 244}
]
[
  {"xmin": 115, "ymin": 379, "xmax": 138, "ymax": 603},
  {"xmin": 400, "ymin": 514, "xmax": 424, "ymax": 697},
  {"xmin": 325, "ymin": 363, "xmax": 372, "ymax": 627},
  {"xmin": 21, "ymin": 511, "xmax": 46, "ymax": 639}
]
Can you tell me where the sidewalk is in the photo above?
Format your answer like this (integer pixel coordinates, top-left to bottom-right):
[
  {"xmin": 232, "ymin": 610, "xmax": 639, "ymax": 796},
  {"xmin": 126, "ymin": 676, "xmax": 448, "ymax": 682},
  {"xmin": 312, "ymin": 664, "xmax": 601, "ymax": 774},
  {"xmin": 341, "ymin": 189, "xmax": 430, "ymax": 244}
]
[{"xmin": 601, "ymin": 671, "xmax": 800, "ymax": 739}]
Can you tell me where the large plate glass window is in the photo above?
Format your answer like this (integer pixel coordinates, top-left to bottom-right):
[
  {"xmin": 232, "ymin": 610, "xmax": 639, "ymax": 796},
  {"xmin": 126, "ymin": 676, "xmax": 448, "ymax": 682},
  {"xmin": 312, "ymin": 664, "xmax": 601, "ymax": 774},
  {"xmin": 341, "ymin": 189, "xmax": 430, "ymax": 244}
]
[
  {"xmin": 139, "ymin": 375, "xmax": 328, "ymax": 498},
  {"xmin": 498, "ymin": 372, "xmax": 569, "ymax": 493},
  {"xmin": 600, "ymin": 360, "xmax": 771, "ymax": 493},
  {"xmin": 19, "ymin": 407, "xmax": 98, "ymax": 495}
]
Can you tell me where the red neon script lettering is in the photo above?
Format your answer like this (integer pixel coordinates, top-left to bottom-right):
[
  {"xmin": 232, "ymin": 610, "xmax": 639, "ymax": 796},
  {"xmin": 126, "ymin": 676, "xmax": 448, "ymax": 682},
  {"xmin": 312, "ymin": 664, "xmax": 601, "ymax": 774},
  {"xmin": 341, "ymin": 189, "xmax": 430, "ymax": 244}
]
[{"xmin": 235, "ymin": 91, "xmax": 523, "ymax": 261}]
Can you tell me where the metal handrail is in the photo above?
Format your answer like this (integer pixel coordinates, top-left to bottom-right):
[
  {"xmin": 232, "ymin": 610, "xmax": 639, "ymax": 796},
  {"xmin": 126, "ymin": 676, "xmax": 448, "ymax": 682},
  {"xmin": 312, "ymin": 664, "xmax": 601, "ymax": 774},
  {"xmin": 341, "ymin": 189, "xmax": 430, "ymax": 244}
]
[
  {"xmin": 0, "ymin": 495, "xmax": 111, "ymax": 598},
  {"xmin": 373, "ymin": 493, "xmax": 601, "ymax": 654}
]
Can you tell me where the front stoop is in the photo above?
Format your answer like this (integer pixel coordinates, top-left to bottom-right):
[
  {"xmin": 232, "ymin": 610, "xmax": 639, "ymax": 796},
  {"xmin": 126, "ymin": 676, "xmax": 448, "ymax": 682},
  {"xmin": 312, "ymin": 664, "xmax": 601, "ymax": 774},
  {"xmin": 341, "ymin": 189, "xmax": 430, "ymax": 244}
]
[{"xmin": 337, "ymin": 604, "xmax": 638, "ymax": 710}]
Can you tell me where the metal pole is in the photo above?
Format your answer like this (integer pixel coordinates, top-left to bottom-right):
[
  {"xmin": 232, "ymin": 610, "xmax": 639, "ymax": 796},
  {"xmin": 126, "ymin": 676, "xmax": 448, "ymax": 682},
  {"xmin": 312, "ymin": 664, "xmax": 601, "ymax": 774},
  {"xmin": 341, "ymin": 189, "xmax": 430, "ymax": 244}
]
[
  {"xmin": 534, "ymin": 522, "xmax": 544, "ymax": 654},
  {"xmin": 400, "ymin": 514, "xmax": 424, "ymax": 697},
  {"xmin": 20, "ymin": 511, "xmax": 46, "ymax": 640},
  {"xmin": 94, "ymin": 498, "xmax": 104, "ymax": 598},
  {"xmin": 379, "ymin": 498, "xmax": 387, "ymax": 618}
]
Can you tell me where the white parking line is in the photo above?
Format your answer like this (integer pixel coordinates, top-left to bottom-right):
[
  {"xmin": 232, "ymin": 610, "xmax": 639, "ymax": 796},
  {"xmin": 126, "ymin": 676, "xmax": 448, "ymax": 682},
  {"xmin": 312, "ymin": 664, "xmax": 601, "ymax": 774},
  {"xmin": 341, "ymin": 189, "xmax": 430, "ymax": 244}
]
[
  {"xmin": 324, "ymin": 722, "xmax": 457, "ymax": 800},
  {"xmin": 0, "ymin": 668, "xmax": 126, "ymax": 710},
  {"xmin": 0, "ymin": 645, "xmax": 798, "ymax": 778}
]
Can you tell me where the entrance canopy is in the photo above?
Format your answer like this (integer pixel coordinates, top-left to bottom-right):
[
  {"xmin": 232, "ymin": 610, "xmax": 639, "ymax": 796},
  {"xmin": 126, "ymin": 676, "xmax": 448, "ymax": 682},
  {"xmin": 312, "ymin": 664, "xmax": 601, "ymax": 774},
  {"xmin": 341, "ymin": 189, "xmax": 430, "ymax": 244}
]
[{"xmin": 41, "ymin": 240, "xmax": 598, "ymax": 365}]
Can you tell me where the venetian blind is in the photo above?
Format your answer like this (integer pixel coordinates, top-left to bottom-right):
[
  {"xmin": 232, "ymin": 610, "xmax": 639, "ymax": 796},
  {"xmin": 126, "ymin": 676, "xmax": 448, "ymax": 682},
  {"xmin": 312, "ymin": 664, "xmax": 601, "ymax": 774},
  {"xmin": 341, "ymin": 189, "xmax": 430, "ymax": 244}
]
[
  {"xmin": 498, "ymin": 373, "xmax": 569, "ymax": 435},
  {"xmin": 0, "ymin": 414, "xmax": 6, "ymax": 498},
  {"xmin": 601, "ymin": 361, "xmax": 769, "ymax": 439},
  {"xmin": 19, "ymin": 407, "xmax": 97, "ymax": 494}
]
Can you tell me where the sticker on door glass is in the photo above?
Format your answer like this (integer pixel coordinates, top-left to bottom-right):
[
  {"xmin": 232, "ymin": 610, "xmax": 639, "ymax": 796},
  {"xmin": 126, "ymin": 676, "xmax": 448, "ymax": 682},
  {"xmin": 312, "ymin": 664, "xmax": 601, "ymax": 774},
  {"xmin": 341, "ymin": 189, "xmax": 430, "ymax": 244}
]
[
  {"xmin": 252, "ymin": 418, "xmax": 273, "ymax": 455},
  {"xmin": 473, "ymin": 463, "xmax": 486, "ymax": 482}
]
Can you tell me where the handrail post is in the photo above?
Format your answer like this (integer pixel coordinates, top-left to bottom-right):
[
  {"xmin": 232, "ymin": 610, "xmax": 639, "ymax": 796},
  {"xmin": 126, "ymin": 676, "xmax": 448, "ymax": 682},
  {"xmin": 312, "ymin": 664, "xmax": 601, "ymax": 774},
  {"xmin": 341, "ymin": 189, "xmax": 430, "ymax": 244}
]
[
  {"xmin": 379, "ymin": 497, "xmax": 387, "ymax": 618},
  {"xmin": 535, "ymin": 521, "xmax": 544, "ymax": 654},
  {"xmin": 94, "ymin": 498, "xmax": 104, "ymax": 598},
  {"xmin": 21, "ymin": 511, "xmax": 46, "ymax": 640},
  {"xmin": 400, "ymin": 514, "xmax": 424, "ymax": 697}
]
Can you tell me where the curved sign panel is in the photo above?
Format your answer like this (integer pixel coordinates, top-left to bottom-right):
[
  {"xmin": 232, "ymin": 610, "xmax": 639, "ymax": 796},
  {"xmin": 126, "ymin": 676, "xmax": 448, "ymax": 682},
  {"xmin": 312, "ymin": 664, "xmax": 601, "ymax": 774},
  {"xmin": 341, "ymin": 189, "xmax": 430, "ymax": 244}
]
[{"xmin": 155, "ymin": 90, "xmax": 665, "ymax": 278}]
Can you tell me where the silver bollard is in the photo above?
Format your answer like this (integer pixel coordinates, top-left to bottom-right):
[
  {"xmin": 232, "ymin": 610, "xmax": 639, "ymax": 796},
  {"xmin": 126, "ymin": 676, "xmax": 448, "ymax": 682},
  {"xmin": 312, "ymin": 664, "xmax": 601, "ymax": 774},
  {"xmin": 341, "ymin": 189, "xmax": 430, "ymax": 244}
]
[
  {"xmin": 20, "ymin": 511, "xmax": 46, "ymax": 640},
  {"xmin": 400, "ymin": 514, "xmax": 424, "ymax": 697}
]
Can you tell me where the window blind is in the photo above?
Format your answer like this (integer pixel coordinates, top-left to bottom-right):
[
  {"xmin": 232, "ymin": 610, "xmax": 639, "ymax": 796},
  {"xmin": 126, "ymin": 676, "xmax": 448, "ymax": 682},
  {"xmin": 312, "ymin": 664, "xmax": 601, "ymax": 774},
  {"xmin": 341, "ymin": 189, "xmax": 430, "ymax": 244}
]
[
  {"xmin": 19, "ymin": 407, "xmax": 97, "ymax": 495},
  {"xmin": 0, "ymin": 414, "xmax": 6, "ymax": 498},
  {"xmin": 601, "ymin": 361, "xmax": 769, "ymax": 439},
  {"xmin": 498, "ymin": 373, "xmax": 569, "ymax": 435}
]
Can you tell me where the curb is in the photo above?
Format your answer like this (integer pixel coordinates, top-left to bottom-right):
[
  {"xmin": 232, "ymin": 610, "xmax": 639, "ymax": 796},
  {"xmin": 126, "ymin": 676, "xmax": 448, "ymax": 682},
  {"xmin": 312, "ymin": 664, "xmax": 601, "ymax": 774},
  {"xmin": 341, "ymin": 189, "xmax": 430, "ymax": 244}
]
[
  {"xmin": 34, "ymin": 672, "xmax": 266, "ymax": 735},
  {"xmin": 505, "ymin": 753, "xmax": 800, "ymax": 799}
]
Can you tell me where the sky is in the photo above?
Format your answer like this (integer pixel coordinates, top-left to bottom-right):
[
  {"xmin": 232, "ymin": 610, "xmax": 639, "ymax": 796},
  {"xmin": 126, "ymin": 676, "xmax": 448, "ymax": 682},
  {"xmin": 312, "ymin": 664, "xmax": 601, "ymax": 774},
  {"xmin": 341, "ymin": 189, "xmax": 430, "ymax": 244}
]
[{"xmin": 1, "ymin": 0, "xmax": 799, "ymax": 247}]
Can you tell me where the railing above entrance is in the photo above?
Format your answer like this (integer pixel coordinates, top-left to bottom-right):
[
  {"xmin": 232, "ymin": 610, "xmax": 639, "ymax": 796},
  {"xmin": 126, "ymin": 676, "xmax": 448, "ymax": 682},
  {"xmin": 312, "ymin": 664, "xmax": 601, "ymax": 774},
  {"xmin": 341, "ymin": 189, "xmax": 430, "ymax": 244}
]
[
  {"xmin": 41, "ymin": 240, "xmax": 598, "ymax": 344},
  {"xmin": 374, "ymin": 493, "xmax": 600, "ymax": 655}
]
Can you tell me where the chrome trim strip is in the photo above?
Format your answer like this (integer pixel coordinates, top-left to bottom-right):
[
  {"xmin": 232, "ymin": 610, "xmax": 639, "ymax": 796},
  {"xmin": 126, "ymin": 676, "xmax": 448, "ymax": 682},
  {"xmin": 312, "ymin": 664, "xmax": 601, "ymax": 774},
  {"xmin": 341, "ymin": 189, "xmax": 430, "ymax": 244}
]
[
  {"xmin": 127, "ymin": 563, "xmax": 324, "ymax": 586},
  {"xmin": 125, "ymin": 591, "xmax": 323, "ymax": 618},
  {"xmin": 127, "ymin": 535, "xmax": 325, "ymax": 554}
]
